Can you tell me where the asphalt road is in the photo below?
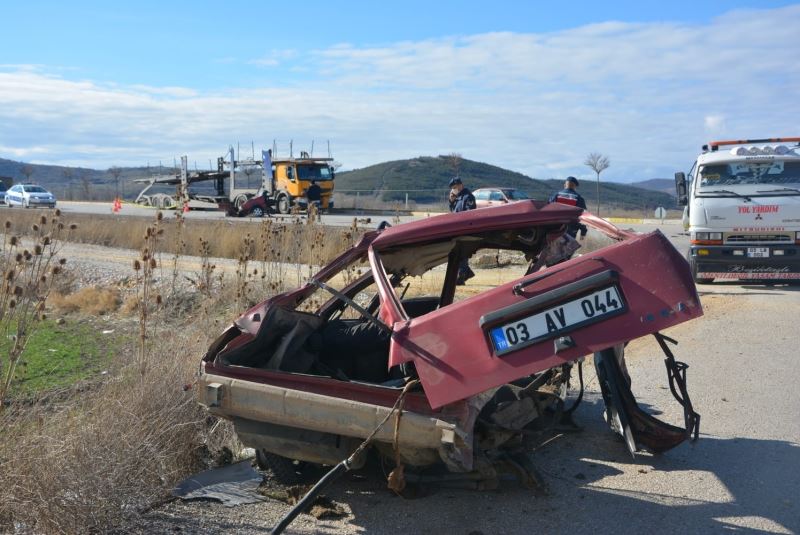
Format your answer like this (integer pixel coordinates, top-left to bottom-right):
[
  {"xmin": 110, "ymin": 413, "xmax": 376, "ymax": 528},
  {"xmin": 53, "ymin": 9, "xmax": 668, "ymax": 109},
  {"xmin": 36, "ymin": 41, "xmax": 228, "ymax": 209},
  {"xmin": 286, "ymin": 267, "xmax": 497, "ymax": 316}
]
[
  {"xmin": 129, "ymin": 219, "xmax": 799, "ymax": 534},
  {"xmin": 37, "ymin": 201, "xmax": 419, "ymax": 228}
]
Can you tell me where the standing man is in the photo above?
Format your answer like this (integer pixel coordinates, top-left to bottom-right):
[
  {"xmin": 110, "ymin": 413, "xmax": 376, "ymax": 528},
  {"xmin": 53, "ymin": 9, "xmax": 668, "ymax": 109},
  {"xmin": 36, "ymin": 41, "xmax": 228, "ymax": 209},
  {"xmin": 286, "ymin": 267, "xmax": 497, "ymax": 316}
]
[
  {"xmin": 548, "ymin": 176, "xmax": 588, "ymax": 240},
  {"xmin": 448, "ymin": 177, "xmax": 477, "ymax": 284},
  {"xmin": 306, "ymin": 180, "xmax": 322, "ymax": 219}
]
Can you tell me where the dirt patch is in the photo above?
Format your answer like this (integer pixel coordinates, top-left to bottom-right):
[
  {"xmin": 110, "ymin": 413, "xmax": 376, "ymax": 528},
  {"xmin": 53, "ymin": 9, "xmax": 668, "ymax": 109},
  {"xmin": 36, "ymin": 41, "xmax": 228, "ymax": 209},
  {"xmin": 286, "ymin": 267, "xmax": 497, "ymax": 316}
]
[{"xmin": 258, "ymin": 483, "xmax": 348, "ymax": 520}]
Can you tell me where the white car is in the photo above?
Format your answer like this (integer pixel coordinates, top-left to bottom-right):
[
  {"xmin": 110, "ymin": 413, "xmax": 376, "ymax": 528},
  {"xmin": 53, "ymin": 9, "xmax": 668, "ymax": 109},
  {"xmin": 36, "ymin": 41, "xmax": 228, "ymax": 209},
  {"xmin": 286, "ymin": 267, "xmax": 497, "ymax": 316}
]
[{"xmin": 4, "ymin": 184, "xmax": 57, "ymax": 209}]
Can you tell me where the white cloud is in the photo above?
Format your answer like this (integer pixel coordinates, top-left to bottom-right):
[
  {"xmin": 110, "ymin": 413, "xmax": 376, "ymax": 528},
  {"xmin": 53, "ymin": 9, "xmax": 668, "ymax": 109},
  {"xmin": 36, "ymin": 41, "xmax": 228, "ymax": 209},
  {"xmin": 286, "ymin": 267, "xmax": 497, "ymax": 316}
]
[
  {"xmin": 1, "ymin": 5, "xmax": 799, "ymax": 182},
  {"xmin": 704, "ymin": 115, "xmax": 727, "ymax": 135},
  {"xmin": 247, "ymin": 49, "xmax": 299, "ymax": 67}
]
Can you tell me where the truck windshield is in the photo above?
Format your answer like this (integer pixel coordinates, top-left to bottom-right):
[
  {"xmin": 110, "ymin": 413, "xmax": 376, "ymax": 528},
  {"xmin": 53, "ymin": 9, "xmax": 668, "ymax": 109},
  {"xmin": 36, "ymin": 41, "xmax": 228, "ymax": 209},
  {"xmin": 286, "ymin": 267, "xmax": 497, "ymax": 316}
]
[
  {"xmin": 698, "ymin": 161, "xmax": 800, "ymax": 188},
  {"xmin": 297, "ymin": 165, "xmax": 332, "ymax": 181}
]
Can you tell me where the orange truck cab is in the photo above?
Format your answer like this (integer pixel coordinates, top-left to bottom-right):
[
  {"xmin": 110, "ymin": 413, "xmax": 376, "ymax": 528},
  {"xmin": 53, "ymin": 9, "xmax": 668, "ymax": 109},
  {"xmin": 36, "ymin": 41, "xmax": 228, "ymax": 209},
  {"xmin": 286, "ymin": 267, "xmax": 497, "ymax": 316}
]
[{"xmin": 264, "ymin": 150, "xmax": 335, "ymax": 214}]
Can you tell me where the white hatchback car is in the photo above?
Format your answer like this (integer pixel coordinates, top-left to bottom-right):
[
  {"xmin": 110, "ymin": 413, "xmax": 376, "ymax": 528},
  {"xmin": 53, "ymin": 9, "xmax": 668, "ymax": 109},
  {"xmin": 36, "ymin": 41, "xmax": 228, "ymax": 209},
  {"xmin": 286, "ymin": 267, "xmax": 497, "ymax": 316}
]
[{"xmin": 4, "ymin": 184, "xmax": 57, "ymax": 209}]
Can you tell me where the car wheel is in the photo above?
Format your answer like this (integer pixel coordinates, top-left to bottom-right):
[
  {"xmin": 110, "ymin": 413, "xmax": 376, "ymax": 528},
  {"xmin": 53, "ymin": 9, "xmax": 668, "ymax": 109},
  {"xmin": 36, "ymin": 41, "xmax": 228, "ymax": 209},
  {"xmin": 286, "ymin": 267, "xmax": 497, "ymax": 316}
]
[
  {"xmin": 277, "ymin": 195, "xmax": 290, "ymax": 215},
  {"xmin": 234, "ymin": 195, "xmax": 248, "ymax": 210},
  {"xmin": 688, "ymin": 254, "xmax": 713, "ymax": 284},
  {"xmin": 251, "ymin": 206, "xmax": 264, "ymax": 217},
  {"xmin": 255, "ymin": 449, "xmax": 306, "ymax": 485},
  {"xmin": 23, "ymin": 200, "xmax": 30, "ymax": 209}
]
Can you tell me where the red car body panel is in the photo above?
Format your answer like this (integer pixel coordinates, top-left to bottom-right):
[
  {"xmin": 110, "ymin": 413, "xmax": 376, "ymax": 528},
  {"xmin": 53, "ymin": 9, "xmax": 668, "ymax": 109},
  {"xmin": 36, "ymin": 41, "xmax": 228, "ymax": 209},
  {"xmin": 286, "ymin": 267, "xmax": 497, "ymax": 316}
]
[
  {"xmin": 371, "ymin": 201, "xmax": 575, "ymax": 249},
  {"xmin": 205, "ymin": 200, "xmax": 700, "ymax": 410},
  {"xmin": 388, "ymin": 230, "xmax": 701, "ymax": 408}
]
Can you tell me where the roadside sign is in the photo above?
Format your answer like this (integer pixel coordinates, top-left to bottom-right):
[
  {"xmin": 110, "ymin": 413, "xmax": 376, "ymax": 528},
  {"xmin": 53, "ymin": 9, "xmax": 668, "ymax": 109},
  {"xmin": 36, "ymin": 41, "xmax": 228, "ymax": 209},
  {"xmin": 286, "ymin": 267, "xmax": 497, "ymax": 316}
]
[{"xmin": 654, "ymin": 206, "xmax": 667, "ymax": 220}]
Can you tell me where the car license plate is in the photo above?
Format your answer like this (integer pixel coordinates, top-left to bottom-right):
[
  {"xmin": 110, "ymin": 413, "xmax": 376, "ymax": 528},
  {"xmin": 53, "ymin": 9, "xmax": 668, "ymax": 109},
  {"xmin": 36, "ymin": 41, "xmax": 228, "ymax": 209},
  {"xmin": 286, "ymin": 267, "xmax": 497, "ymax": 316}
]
[
  {"xmin": 747, "ymin": 247, "xmax": 769, "ymax": 258},
  {"xmin": 489, "ymin": 286, "xmax": 624, "ymax": 355}
]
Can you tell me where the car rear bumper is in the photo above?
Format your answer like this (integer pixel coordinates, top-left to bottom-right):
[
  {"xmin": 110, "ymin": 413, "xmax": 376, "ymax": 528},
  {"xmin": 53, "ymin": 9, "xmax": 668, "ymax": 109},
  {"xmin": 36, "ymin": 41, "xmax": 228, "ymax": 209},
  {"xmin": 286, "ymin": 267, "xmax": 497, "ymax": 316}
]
[{"xmin": 197, "ymin": 370, "xmax": 477, "ymax": 471}]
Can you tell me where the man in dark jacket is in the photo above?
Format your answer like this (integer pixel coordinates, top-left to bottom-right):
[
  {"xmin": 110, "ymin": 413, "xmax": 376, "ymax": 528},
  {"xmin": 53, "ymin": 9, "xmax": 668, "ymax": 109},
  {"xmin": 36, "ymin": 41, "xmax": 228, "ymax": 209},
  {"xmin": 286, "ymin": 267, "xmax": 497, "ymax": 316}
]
[
  {"xmin": 448, "ymin": 176, "xmax": 476, "ymax": 213},
  {"xmin": 548, "ymin": 176, "xmax": 588, "ymax": 240},
  {"xmin": 448, "ymin": 177, "xmax": 476, "ymax": 284}
]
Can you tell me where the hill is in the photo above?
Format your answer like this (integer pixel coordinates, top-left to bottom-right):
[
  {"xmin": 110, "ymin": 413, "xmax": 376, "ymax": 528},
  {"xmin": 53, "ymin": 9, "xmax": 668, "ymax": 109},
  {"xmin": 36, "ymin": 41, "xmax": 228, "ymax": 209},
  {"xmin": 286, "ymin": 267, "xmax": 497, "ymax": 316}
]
[
  {"xmin": 630, "ymin": 178, "xmax": 676, "ymax": 196},
  {"xmin": 0, "ymin": 158, "xmax": 172, "ymax": 200},
  {"xmin": 337, "ymin": 155, "xmax": 677, "ymax": 210},
  {"xmin": 1, "ymin": 155, "xmax": 678, "ymax": 210}
]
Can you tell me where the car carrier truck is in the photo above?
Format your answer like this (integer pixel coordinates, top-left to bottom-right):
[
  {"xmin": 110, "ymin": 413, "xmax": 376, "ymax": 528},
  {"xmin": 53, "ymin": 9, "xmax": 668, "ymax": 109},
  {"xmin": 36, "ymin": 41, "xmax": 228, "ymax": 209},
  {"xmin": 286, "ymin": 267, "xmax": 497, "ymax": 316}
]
[
  {"xmin": 132, "ymin": 144, "xmax": 336, "ymax": 215},
  {"xmin": 675, "ymin": 137, "xmax": 800, "ymax": 283}
]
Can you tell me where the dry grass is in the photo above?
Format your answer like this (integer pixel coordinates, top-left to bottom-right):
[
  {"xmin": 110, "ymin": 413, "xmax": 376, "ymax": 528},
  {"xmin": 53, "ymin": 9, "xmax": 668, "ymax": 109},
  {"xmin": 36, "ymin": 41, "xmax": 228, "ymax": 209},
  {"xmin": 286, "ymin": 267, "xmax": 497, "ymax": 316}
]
[
  {"xmin": 3, "ymin": 211, "xmax": 355, "ymax": 267},
  {"xmin": 0, "ymin": 210, "xmax": 289, "ymax": 534},
  {"xmin": 49, "ymin": 286, "xmax": 121, "ymax": 315},
  {"xmin": 0, "ymin": 339, "xmax": 227, "ymax": 533}
]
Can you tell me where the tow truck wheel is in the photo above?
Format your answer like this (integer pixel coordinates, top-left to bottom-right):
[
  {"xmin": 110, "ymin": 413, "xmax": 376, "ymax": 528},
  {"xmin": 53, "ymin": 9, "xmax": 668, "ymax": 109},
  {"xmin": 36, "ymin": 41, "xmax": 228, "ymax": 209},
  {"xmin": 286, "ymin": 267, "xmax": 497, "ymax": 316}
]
[
  {"xmin": 255, "ymin": 449, "xmax": 305, "ymax": 485},
  {"xmin": 277, "ymin": 195, "xmax": 290, "ymax": 215},
  {"xmin": 234, "ymin": 195, "xmax": 248, "ymax": 210},
  {"xmin": 688, "ymin": 255, "xmax": 713, "ymax": 284},
  {"xmin": 251, "ymin": 206, "xmax": 264, "ymax": 218}
]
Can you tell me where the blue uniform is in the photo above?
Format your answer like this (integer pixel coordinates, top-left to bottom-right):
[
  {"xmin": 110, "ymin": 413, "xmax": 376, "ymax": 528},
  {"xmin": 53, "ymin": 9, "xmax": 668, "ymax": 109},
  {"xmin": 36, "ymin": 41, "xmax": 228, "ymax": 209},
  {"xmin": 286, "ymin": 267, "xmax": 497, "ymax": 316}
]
[
  {"xmin": 449, "ymin": 186, "xmax": 476, "ymax": 284},
  {"xmin": 548, "ymin": 187, "xmax": 588, "ymax": 238},
  {"xmin": 449, "ymin": 188, "xmax": 476, "ymax": 213}
]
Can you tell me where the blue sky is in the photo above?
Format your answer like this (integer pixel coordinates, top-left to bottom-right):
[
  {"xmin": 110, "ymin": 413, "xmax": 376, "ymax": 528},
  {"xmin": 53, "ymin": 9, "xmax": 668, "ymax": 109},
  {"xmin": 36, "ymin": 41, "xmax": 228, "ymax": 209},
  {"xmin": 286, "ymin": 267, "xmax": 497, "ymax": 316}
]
[{"xmin": 2, "ymin": 1, "xmax": 799, "ymax": 182}]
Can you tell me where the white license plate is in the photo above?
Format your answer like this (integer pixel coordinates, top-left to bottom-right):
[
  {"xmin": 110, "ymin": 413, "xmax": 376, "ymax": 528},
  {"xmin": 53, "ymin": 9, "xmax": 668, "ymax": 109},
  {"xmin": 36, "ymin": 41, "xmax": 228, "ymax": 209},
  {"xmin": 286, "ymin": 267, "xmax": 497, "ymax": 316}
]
[
  {"xmin": 489, "ymin": 286, "xmax": 624, "ymax": 355},
  {"xmin": 747, "ymin": 247, "xmax": 769, "ymax": 258}
]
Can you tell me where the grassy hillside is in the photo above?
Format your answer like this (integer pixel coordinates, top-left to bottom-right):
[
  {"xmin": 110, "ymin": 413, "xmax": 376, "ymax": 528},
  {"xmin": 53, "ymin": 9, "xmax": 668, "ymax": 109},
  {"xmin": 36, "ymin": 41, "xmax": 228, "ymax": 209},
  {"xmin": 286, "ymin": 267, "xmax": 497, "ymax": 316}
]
[{"xmin": 337, "ymin": 155, "xmax": 677, "ymax": 210}]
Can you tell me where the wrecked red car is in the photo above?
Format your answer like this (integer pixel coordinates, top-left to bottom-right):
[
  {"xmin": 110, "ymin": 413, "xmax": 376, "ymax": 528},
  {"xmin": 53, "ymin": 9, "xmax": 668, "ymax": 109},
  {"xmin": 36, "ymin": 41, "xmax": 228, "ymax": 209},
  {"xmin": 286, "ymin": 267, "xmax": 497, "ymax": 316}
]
[{"xmin": 198, "ymin": 200, "xmax": 701, "ymax": 485}]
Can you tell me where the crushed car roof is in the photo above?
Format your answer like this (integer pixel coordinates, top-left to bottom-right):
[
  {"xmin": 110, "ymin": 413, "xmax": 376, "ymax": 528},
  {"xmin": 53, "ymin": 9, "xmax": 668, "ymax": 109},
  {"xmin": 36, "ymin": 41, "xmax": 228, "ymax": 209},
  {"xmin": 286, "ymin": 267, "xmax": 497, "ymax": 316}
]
[{"xmin": 372, "ymin": 201, "xmax": 581, "ymax": 249}]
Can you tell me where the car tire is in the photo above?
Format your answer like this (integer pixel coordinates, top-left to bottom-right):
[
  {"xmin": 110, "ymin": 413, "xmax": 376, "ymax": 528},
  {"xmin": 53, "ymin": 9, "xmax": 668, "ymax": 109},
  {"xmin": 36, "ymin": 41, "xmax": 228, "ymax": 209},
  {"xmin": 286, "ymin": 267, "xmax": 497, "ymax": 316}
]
[
  {"xmin": 255, "ymin": 449, "xmax": 305, "ymax": 485},
  {"xmin": 688, "ymin": 254, "xmax": 713, "ymax": 284},
  {"xmin": 234, "ymin": 195, "xmax": 248, "ymax": 210},
  {"xmin": 277, "ymin": 195, "xmax": 290, "ymax": 215},
  {"xmin": 251, "ymin": 206, "xmax": 264, "ymax": 217}
]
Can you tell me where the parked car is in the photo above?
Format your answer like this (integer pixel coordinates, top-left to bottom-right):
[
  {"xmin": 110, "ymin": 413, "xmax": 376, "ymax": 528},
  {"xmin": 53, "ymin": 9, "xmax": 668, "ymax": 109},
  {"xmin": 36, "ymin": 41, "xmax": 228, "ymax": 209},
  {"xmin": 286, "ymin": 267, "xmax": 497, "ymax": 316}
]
[
  {"xmin": 473, "ymin": 187, "xmax": 530, "ymax": 208},
  {"xmin": 197, "ymin": 201, "xmax": 702, "ymax": 486},
  {"xmin": 4, "ymin": 184, "xmax": 57, "ymax": 209}
]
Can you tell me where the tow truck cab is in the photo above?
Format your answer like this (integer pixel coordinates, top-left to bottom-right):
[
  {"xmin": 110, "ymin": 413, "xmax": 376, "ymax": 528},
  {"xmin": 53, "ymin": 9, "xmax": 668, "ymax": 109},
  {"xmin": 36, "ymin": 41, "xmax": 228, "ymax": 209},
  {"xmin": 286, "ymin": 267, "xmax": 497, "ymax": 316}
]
[{"xmin": 675, "ymin": 137, "xmax": 800, "ymax": 283}]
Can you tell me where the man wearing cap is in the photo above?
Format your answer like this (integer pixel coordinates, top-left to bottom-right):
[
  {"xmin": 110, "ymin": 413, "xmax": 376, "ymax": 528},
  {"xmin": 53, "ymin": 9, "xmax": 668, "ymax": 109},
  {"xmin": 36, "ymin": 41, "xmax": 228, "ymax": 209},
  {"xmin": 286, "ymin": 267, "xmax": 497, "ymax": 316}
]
[
  {"xmin": 448, "ymin": 177, "xmax": 476, "ymax": 213},
  {"xmin": 448, "ymin": 177, "xmax": 477, "ymax": 284},
  {"xmin": 548, "ymin": 176, "xmax": 588, "ymax": 240}
]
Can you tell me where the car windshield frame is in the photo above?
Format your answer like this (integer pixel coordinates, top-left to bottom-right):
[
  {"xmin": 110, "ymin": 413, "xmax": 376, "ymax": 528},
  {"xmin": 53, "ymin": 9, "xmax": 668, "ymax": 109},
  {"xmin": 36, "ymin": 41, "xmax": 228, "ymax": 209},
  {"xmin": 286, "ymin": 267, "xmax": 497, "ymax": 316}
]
[{"xmin": 504, "ymin": 189, "xmax": 529, "ymax": 200}]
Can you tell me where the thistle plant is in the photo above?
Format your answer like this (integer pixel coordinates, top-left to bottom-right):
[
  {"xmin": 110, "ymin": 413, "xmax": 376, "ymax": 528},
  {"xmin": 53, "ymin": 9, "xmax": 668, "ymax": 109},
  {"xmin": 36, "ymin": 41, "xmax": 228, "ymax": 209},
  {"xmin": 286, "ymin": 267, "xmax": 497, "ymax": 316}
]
[
  {"xmin": 0, "ymin": 211, "xmax": 73, "ymax": 410},
  {"xmin": 132, "ymin": 211, "xmax": 164, "ymax": 374}
]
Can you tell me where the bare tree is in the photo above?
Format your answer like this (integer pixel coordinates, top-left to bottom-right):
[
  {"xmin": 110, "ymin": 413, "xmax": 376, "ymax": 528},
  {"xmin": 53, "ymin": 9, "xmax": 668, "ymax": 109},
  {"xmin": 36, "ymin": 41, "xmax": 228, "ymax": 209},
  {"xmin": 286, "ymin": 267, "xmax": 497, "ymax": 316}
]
[
  {"xmin": 62, "ymin": 169, "xmax": 74, "ymax": 200},
  {"xmin": 20, "ymin": 164, "xmax": 34, "ymax": 182},
  {"xmin": 446, "ymin": 152, "xmax": 462, "ymax": 178},
  {"xmin": 108, "ymin": 166, "xmax": 123, "ymax": 199},
  {"xmin": 79, "ymin": 172, "xmax": 92, "ymax": 200},
  {"xmin": 584, "ymin": 152, "xmax": 610, "ymax": 216}
]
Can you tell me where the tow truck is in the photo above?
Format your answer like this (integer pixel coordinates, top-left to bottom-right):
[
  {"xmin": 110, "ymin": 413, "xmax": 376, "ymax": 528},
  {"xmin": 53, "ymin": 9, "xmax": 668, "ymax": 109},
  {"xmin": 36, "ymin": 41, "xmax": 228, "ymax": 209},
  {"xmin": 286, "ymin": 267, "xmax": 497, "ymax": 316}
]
[{"xmin": 675, "ymin": 137, "xmax": 800, "ymax": 282}]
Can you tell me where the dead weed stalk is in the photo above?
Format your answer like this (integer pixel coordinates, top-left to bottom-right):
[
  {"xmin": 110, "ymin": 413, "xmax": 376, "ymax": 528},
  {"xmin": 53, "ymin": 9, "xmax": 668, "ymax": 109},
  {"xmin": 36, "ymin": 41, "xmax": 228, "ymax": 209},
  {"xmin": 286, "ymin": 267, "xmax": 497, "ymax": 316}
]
[
  {"xmin": 133, "ymin": 211, "xmax": 164, "ymax": 374},
  {"xmin": 0, "ymin": 211, "xmax": 73, "ymax": 410}
]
